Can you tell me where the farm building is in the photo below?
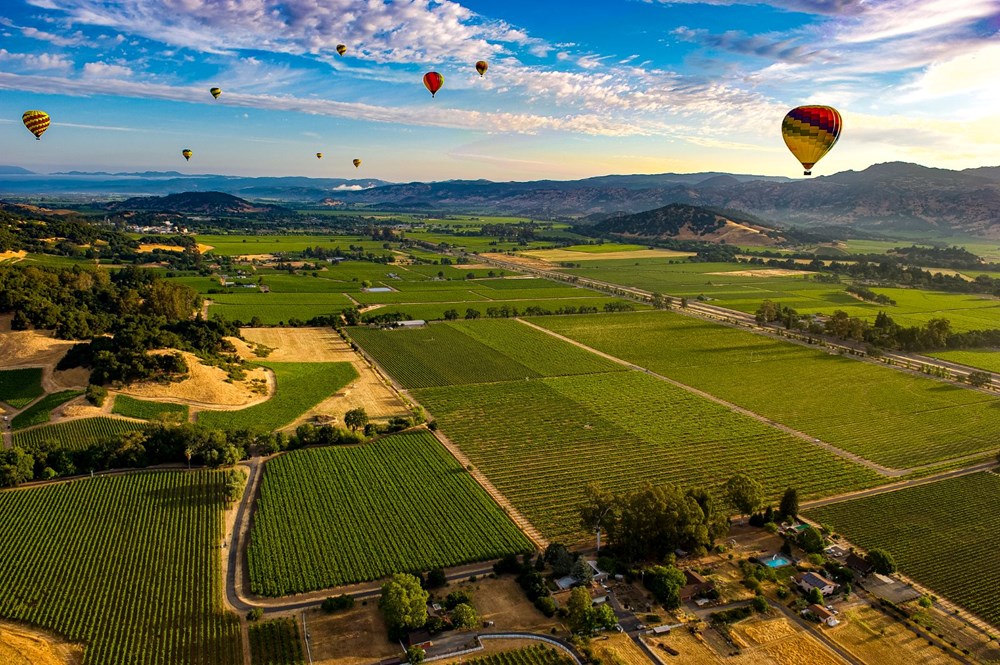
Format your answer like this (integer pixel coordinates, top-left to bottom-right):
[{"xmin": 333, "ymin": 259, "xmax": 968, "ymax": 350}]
[
  {"xmin": 845, "ymin": 553, "xmax": 874, "ymax": 576},
  {"xmin": 796, "ymin": 572, "xmax": 837, "ymax": 596},
  {"xmin": 394, "ymin": 320, "xmax": 426, "ymax": 329},
  {"xmin": 807, "ymin": 603, "xmax": 840, "ymax": 627},
  {"xmin": 680, "ymin": 570, "xmax": 715, "ymax": 601}
]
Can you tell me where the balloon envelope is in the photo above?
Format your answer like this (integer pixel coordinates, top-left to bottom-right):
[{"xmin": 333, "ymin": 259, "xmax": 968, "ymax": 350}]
[
  {"xmin": 182, "ymin": 149, "xmax": 193, "ymax": 161},
  {"xmin": 423, "ymin": 72, "xmax": 444, "ymax": 97},
  {"xmin": 353, "ymin": 159, "xmax": 361, "ymax": 168},
  {"xmin": 476, "ymin": 61, "xmax": 488, "ymax": 77},
  {"xmin": 316, "ymin": 152, "xmax": 323, "ymax": 159},
  {"xmin": 22, "ymin": 110, "xmax": 50, "ymax": 140},
  {"xmin": 210, "ymin": 87, "xmax": 222, "ymax": 99},
  {"xmin": 781, "ymin": 105, "xmax": 842, "ymax": 176},
  {"xmin": 336, "ymin": 44, "xmax": 346, "ymax": 56}
]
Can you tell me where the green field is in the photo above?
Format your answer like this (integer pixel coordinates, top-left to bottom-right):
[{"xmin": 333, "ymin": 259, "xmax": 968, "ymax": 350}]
[
  {"xmin": 0, "ymin": 367, "xmax": 44, "ymax": 409},
  {"xmin": 808, "ymin": 472, "xmax": 1000, "ymax": 627},
  {"xmin": 925, "ymin": 349, "xmax": 1000, "ymax": 374},
  {"xmin": 113, "ymin": 395, "xmax": 190, "ymax": 421},
  {"xmin": 13, "ymin": 417, "xmax": 148, "ymax": 451},
  {"xmin": 0, "ymin": 471, "xmax": 242, "ymax": 665},
  {"xmin": 198, "ymin": 362, "xmax": 357, "ymax": 432},
  {"xmin": 196, "ymin": 234, "xmax": 394, "ymax": 257},
  {"xmin": 247, "ymin": 431, "xmax": 532, "ymax": 595},
  {"xmin": 11, "ymin": 390, "xmax": 83, "ymax": 430},
  {"xmin": 373, "ymin": 298, "xmax": 644, "ymax": 323},
  {"xmin": 466, "ymin": 645, "xmax": 573, "ymax": 665},
  {"xmin": 208, "ymin": 292, "xmax": 356, "ymax": 325},
  {"xmin": 350, "ymin": 319, "xmax": 623, "ymax": 389},
  {"xmin": 414, "ymin": 370, "xmax": 882, "ymax": 540},
  {"xmin": 536, "ymin": 312, "xmax": 1000, "ymax": 470},
  {"xmin": 249, "ymin": 618, "xmax": 305, "ymax": 665}
]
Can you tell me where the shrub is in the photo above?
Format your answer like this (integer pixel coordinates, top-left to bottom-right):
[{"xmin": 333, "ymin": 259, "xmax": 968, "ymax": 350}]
[
  {"xmin": 321, "ymin": 594, "xmax": 355, "ymax": 613},
  {"xmin": 86, "ymin": 384, "xmax": 108, "ymax": 407}
]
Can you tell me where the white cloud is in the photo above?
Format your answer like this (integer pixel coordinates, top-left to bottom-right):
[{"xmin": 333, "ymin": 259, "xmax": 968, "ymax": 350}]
[
  {"xmin": 82, "ymin": 61, "xmax": 134, "ymax": 78},
  {"xmin": 0, "ymin": 49, "xmax": 73, "ymax": 69}
]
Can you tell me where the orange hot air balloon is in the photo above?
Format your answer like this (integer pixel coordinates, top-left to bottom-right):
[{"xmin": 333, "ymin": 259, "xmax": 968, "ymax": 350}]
[
  {"xmin": 22, "ymin": 110, "xmax": 50, "ymax": 140},
  {"xmin": 423, "ymin": 72, "xmax": 444, "ymax": 97},
  {"xmin": 781, "ymin": 105, "xmax": 842, "ymax": 176},
  {"xmin": 336, "ymin": 44, "xmax": 347, "ymax": 56},
  {"xmin": 475, "ymin": 60, "xmax": 488, "ymax": 77},
  {"xmin": 182, "ymin": 149, "xmax": 193, "ymax": 161},
  {"xmin": 352, "ymin": 159, "xmax": 362, "ymax": 168},
  {"xmin": 210, "ymin": 87, "xmax": 222, "ymax": 99}
]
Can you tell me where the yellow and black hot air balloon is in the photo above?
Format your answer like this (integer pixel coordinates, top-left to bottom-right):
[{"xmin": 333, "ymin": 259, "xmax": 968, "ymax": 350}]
[
  {"xmin": 336, "ymin": 44, "xmax": 347, "ymax": 56},
  {"xmin": 781, "ymin": 105, "xmax": 842, "ymax": 176},
  {"xmin": 423, "ymin": 72, "xmax": 444, "ymax": 97},
  {"xmin": 316, "ymin": 152, "xmax": 323, "ymax": 159},
  {"xmin": 475, "ymin": 60, "xmax": 488, "ymax": 77},
  {"xmin": 22, "ymin": 110, "xmax": 50, "ymax": 140},
  {"xmin": 182, "ymin": 149, "xmax": 193, "ymax": 161},
  {"xmin": 352, "ymin": 158, "xmax": 361, "ymax": 168},
  {"xmin": 210, "ymin": 87, "xmax": 222, "ymax": 99}
]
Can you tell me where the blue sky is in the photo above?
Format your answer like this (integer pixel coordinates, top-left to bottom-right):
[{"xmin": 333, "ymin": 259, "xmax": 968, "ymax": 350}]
[{"xmin": 1, "ymin": 0, "xmax": 998, "ymax": 181}]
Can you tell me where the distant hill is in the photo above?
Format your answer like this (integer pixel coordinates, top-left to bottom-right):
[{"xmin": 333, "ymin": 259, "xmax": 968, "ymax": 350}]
[
  {"xmin": 0, "ymin": 166, "xmax": 35, "ymax": 175},
  {"xmin": 593, "ymin": 203, "xmax": 785, "ymax": 246},
  {"xmin": 107, "ymin": 191, "xmax": 291, "ymax": 215}
]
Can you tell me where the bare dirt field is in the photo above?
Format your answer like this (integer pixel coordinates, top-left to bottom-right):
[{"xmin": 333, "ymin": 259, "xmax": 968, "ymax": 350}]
[
  {"xmin": 705, "ymin": 269, "xmax": 814, "ymax": 278},
  {"xmin": 0, "ymin": 620, "xmax": 83, "ymax": 665},
  {"xmin": 0, "ymin": 250, "xmax": 28, "ymax": 263},
  {"xmin": 523, "ymin": 248, "xmax": 695, "ymax": 263},
  {"xmin": 460, "ymin": 576, "xmax": 562, "ymax": 633},
  {"xmin": 0, "ymin": 328, "xmax": 89, "ymax": 392},
  {"xmin": 307, "ymin": 604, "xmax": 401, "ymax": 665},
  {"xmin": 117, "ymin": 351, "xmax": 273, "ymax": 408},
  {"xmin": 826, "ymin": 606, "xmax": 961, "ymax": 665},
  {"xmin": 240, "ymin": 328, "xmax": 408, "ymax": 423}
]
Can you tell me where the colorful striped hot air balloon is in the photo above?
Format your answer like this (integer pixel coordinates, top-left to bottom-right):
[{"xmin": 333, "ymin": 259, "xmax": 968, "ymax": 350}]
[
  {"xmin": 475, "ymin": 61, "xmax": 488, "ymax": 77},
  {"xmin": 423, "ymin": 72, "xmax": 444, "ymax": 97},
  {"xmin": 781, "ymin": 106, "xmax": 842, "ymax": 176},
  {"xmin": 22, "ymin": 110, "xmax": 50, "ymax": 140},
  {"xmin": 336, "ymin": 44, "xmax": 347, "ymax": 56},
  {"xmin": 210, "ymin": 87, "xmax": 222, "ymax": 99},
  {"xmin": 353, "ymin": 159, "xmax": 361, "ymax": 168},
  {"xmin": 182, "ymin": 149, "xmax": 193, "ymax": 161}
]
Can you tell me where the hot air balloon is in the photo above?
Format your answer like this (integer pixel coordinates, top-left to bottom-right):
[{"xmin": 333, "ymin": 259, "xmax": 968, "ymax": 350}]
[
  {"xmin": 423, "ymin": 72, "xmax": 444, "ymax": 97},
  {"xmin": 353, "ymin": 159, "xmax": 361, "ymax": 168},
  {"xmin": 182, "ymin": 149, "xmax": 193, "ymax": 161},
  {"xmin": 22, "ymin": 110, "xmax": 50, "ymax": 140},
  {"xmin": 475, "ymin": 61, "xmax": 488, "ymax": 77},
  {"xmin": 336, "ymin": 44, "xmax": 347, "ymax": 56},
  {"xmin": 781, "ymin": 105, "xmax": 842, "ymax": 176},
  {"xmin": 210, "ymin": 87, "xmax": 222, "ymax": 99},
  {"xmin": 316, "ymin": 152, "xmax": 323, "ymax": 159}
]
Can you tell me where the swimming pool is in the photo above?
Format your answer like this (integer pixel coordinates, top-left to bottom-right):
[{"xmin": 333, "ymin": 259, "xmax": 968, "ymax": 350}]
[{"xmin": 762, "ymin": 554, "xmax": 793, "ymax": 568}]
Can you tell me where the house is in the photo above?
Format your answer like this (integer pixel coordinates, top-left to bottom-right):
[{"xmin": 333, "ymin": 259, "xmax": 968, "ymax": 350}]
[
  {"xmin": 796, "ymin": 572, "xmax": 837, "ymax": 596},
  {"xmin": 807, "ymin": 603, "xmax": 840, "ymax": 627},
  {"xmin": 405, "ymin": 630, "xmax": 433, "ymax": 649},
  {"xmin": 845, "ymin": 553, "xmax": 874, "ymax": 577},
  {"xmin": 586, "ymin": 560, "xmax": 609, "ymax": 583},
  {"xmin": 680, "ymin": 570, "xmax": 715, "ymax": 602}
]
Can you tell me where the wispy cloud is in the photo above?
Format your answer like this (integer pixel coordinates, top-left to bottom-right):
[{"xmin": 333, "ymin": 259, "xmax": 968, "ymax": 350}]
[
  {"xmin": 0, "ymin": 48, "xmax": 73, "ymax": 69},
  {"xmin": 646, "ymin": 0, "xmax": 865, "ymax": 16}
]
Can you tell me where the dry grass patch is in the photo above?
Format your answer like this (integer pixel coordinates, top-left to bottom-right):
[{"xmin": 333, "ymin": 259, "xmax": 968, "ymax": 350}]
[
  {"xmin": 118, "ymin": 351, "xmax": 272, "ymax": 408},
  {"xmin": 645, "ymin": 630, "xmax": 723, "ymax": 665},
  {"xmin": 0, "ymin": 621, "xmax": 83, "ymax": 665},
  {"xmin": 307, "ymin": 604, "xmax": 400, "ymax": 665},
  {"xmin": 0, "ymin": 250, "xmax": 28, "ymax": 263},
  {"xmin": 525, "ymin": 248, "xmax": 695, "ymax": 263},
  {"xmin": 827, "ymin": 606, "xmax": 961, "ymax": 665},
  {"xmin": 705, "ymin": 269, "xmax": 813, "ymax": 278},
  {"xmin": 590, "ymin": 634, "xmax": 655, "ymax": 664}
]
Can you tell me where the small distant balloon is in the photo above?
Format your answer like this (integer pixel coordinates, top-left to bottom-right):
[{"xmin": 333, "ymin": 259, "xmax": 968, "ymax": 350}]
[
  {"xmin": 316, "ymin": 152, "xmax": 323, "ymax": 159},
  {"xmin": 22, "ymin": 110, "xmax": 50, "ymax": 140},
  {"xmin": 336, "ymin": 44, "xmax": 347, "ymax": 56},
  {"xmin": 423, "ymin": 72, "xmax": 444, "ymax": 97},
  {"xmin": 182, "ymin": 149, "xmax": 193, "ymax": 161},
  {"xmin": 781, "ymin": 105, "xmax": 842, "ymax": 176},
  {"xmin": 210, "ymin": 87, "xmax": 222, "ymax": 99},
  {"xmin": 353, "ymin": 158, "xmax": 362, "ymax": 168},
  {"xmin": 475, "ymin": 61, "xmax": 488, "ymax": 77}
]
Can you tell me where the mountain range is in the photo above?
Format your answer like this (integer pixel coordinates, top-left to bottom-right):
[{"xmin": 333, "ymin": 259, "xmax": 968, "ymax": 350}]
[{"xmin": 1, "ymin": 162, "xmax": 997, "ymax": 237}]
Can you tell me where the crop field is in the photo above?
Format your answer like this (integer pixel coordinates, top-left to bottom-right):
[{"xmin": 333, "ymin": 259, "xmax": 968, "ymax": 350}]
[
  {"xmin": 248, "ymin": 618, "xmax": 304, "ymax": 665},
  {"xmin": 414, "ymin": 371, "xmax": 883, "ymax": 540},
  {"xmin": 0, "ymin": 471, "xmax": 242, "ymax": 665},
  {"xmin": 207, "ymin": 292, "xmax": 356, "ymax": 325},
  {"xmin": 536, "ymin": 312, "xmax": 1000, "ymax": 469},
  {"xmin": 13, "ymin": 417, "xmax": 148, "ymax": 451},
  {"xmin": 198, "ymin": 362, "xmax": 357, "ymax": 432},
  {"xmin": 561, "ymin": 243, "xmax": 649, "ymax": 253},
  {"xmin": 377, "ymin": 297, "xmax": 644, "ymax": 322},
  {"xmin": 0, "ymin": 368, "xmax": 44, "ymax": 408},
  {"xmin": 466, "ymin": 645, "xmax": 573, "ymax": 665},
  {"xmin": 112, "ymin": 395, "xmax": 190, "ymax": 421},
  {"xmin": 808, "ymin": 472, "xmax": 1000, "ymax": 627},
  {"xmin": 247, "ymin": 431, "xmax": 532, "ymax": 595},
  {"xmin": 11, "ymin": 390, "xmax": 83, "ymax": 429},
  {"xmin": 350, "ymin": 320, "xmax": 622, "ymax": 389},
  {"xmin": 926, "ymin": 349, "xmax": 1000, "ymax": 374},
  {"xmin": 195, "ymin": 234, "xmax": 394, "ymax": 256}
]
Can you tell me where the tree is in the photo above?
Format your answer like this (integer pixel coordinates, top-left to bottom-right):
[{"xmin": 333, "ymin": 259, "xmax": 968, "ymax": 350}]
[
  {"xmin": 321, "ymin": 595, "xmax": 355, "ymax": 613},
  {"xmin": 867, "ymin": 549, "xmax": 897, "ymax": 574},
  {"xmin": 86, "ymin": 384, "xmax": 107, "ymax": 407},
  {"xmin": 450, "ymin": 603, "xmax": 479, "ymax": 630},
  {"xmin": 379, "ymin": 573, "xmax": 428, "ymax": 632},
  {"xmin": 567, "ymin": 586, "xmax": 595, "ymax": 635},
  {"xmin": 572, "ymin": 557, "xmax": 594, "ymax": 585},
  {"xmin": 544, "ymin": 543, "xmax": 575, "ymax": 577},
  {"xmin": 726, "ymin": 474, "xmax": 765, "ymax": 521},
  {"xmin": 779, "ymin": 487, "xmax": 799, "ymax": 521},
  {"xmin": 246, "ymin": 607, "xmax": 263, "ymax": 621},
  {"xmin": 797, "ymin": 525, "xmax": 825, "ymax": 554},
  {"xmin": 464, "ymin": 308, "xmax": 481, "ymax": 320},
  {"xmin": 644, "ymin": 565, "xmax": 687, "ymax": 610},
  {"xmin": 443, "ymin": 309, "xmax": 459, "ymax": 320},
  {"xmin": 750, "ymin": 595, "xmax": 769, "ymax": 613},
  {"xmin": 968, "ymin": 371, "xmax": 992, "ymax": 387},
  {"xmin": 425, "ymin": 568, "xmax": 447, "ymax": 589},
  {"xmin": 405, "ymin": 646, "xmax": 425, "ymax": 664},
  {"xmin": 344, "ymin": 407, "xmax": 369, "ymax": 432},
  {"xmin": 579, "ymin": 482, "xmax": 616, "ymax": 552},
  {"xmin": 593, "ymin": 603, "xmax": 617, "ymax": 631},
  {"xmin": 808, "ymin": 587, "xmax": 824, "ymax": 605}
]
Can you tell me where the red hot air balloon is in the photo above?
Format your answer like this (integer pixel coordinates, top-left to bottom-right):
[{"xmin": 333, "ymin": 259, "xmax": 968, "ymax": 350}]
[{"xmin": 423, "ymin": 72, "xmax": 444, "ymax": 98}]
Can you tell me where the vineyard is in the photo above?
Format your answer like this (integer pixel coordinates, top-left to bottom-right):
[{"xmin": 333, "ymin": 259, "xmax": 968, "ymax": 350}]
[
  {"xmin": 807, "ymin": 472, "xmax": 1000, "ymax": 627},
  {"xmin": 466, "ymin": 645, "xmax": 573, "ymax": 665},
  {"xmin": 11, "ymin": 390, "xmax": 83, "ymax": 429},
  {"xmin": 197, "ymin": 362, "xmax": 357, "ymax": 432},
  {"xmin": 112, "ymin": 395, "xmax": 190, "ymax": 421},
  {"xmin": 0, "ymin": 470, "xmax": 242, "ymax": 665},
  {"xmin": 927, "ymin": 349, "xmax": 1000, "ymax": 375},
  {"xmin": 535, "ymin": 312, "xmax": 1000, "ymax": 469},
  {"xmin": 0, "ymin": 367, "xmax": 44, "ymax": 408},
  {"xmin": 13, "ymin": 417, "xmax": 147, "ymax": 451},
  {"xmin": 248, "ymin": 618, "xmax": 305, "ymax": 665},
  {"xmin": 247, "ymin": 431, "xmax": 532, "ymax": 595},
  {"xmin": 349, "ymin": 320, "xmax": 621, "ymax": 390},
  {"xmin": 414, "ymin": 371, "xmax": 883, "ymax": 540}
]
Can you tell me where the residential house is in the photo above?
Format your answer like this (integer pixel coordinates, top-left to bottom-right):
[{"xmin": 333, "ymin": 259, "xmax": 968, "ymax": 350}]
[
  {"xmin": 796, "ymin": 572, "xmax": 837, "ymax": 596},
  {"xmin": 680, "ymin": 570, "xmax": 715, "ymax": 602},
  {"xmin": 845, "ymin": 553, "xmax": 874, "ymax": 577},
  {"xmin": 807, "ymin": 604, "xmax": 840, "ymax": 627}
]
